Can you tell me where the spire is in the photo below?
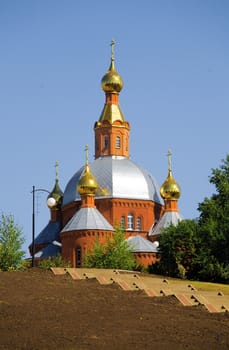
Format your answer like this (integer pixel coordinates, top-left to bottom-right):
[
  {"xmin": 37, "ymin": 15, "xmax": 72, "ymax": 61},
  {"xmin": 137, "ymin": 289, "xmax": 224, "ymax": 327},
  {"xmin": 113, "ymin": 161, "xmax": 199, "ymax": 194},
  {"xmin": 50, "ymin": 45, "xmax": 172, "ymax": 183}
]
[
  {"xmin": 94, "ymin": 41, "xmax": 130, "ymax": 159},
  {"xmin": 160, "ymin": 150, "xmax": 181, "ymax": 203},
  {"xmin": 47, "ymin": 161, "xmax": 63, "ymax": 210}
]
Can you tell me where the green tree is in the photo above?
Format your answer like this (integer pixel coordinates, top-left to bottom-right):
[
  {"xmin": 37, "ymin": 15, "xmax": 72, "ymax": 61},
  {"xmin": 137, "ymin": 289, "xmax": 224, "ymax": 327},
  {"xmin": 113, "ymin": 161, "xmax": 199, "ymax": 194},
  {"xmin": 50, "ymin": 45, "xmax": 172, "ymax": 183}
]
[
  {"xmin": 0, "ymin": 213, "xmax": 25, "ymax": 271},
  {"xmin": 152, "ymin": 155, "xmax": 229, "ymax": 283},
  {"xmin": 152, "ymin": 220, "xmax": 200, "ymax": 279},
  {"xmin": 84, "ymin": 228, "xmax": 135, "ymax": 270},
  {"xmin": 196, "ymin": 154, "xmax": 229, "ymax": 282}
]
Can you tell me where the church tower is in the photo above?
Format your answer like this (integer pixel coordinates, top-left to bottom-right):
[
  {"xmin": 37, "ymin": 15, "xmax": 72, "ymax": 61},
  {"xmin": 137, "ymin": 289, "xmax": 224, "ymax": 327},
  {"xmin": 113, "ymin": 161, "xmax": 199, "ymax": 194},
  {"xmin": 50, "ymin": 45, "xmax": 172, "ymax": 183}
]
[{"xmin": 94, "ymin": 40, "xmax": 130, "ymax": 158}]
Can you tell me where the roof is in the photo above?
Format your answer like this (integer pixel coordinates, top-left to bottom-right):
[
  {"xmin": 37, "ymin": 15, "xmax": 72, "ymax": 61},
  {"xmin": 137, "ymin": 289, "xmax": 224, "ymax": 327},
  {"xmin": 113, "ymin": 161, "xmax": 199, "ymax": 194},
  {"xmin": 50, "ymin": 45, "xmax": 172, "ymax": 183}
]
[
  {"xmin": 35, "ymin": 241, "xmax": 61, "ymax": 258},
  {"xmin": 126, "ymin": 235, "xmax": 159, "ymax": 253},
  {"xmin": 61, "ymin": 207, "xmax": 114, "ymax": 232},
  {"xmin": 149, "ymin": 211, "xmax": 183, "ymax": 236},
  {"xmin": 63, "ymin": 156, "xmax": 163, "ymax": 206},
  {"xmin": 31, "ymin": 221, "xmax": 61, "ymax": 245}
]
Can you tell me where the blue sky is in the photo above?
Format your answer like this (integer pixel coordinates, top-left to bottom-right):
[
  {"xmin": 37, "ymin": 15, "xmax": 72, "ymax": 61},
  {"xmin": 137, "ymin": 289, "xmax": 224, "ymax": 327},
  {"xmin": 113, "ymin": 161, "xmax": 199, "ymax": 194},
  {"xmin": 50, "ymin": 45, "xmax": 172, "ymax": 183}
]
[{"xmin": 0, "ymin": 0, "xmax": 228, "ymax": 256}]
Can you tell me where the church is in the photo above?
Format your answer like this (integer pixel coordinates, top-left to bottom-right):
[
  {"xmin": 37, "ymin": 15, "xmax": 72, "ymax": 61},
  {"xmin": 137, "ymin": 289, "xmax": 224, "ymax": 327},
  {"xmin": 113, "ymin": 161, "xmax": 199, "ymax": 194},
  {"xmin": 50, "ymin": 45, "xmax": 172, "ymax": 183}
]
[{"xmin": 30, "ymin": 42, "xmax": 183, "ymax": 268}]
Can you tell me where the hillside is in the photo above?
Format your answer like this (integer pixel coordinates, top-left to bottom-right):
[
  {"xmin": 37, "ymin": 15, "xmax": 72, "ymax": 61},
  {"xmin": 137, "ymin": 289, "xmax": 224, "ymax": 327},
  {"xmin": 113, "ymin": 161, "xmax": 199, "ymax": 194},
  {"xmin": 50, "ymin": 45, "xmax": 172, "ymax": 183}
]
[{"xmin": 0, "ymin": 268, "xmax": 229, "ymax": 350}]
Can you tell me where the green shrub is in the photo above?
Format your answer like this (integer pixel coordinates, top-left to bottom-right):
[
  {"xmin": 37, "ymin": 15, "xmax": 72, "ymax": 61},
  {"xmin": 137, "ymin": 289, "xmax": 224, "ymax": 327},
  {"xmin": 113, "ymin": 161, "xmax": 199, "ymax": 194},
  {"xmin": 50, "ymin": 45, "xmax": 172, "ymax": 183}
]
[
  {"xmin": 84, "ymin": 228, "xmax": 135, "ymax": 270},
  {"xmin": 0, "ymin": 213, "xmax": 25, "ymax": 271},
  {"xmin": 38, "ymin": 255, "xmax": 71, "ymax": 269}
]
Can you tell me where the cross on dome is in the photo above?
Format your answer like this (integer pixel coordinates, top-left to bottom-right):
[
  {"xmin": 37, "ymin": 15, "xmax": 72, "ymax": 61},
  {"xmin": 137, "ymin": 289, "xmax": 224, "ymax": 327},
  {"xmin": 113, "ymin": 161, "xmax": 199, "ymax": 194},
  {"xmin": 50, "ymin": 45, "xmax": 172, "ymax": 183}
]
[
  {"xmin": 167, "ymin": 150, "xmax": 172, "ymax": 172},
  {"xmin": 85, "ymin": 144, "xmax": 89, "ymax": 165},
  {"xmin": 110, "ymin": 39, "xmax": 115, "ymax": 61},
  {"xmin": 55, "ymin": 161, "xmax": 59, "ymax": 181}
]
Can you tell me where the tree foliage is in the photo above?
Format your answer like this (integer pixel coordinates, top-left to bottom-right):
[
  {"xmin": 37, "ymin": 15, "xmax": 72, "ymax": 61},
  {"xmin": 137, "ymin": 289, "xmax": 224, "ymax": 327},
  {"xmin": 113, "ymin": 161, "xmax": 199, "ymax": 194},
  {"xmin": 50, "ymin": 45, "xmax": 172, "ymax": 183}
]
[
  {"xmin": 196, "ymin": 154, "xmax": 229, "ymax": 282},
  {"xmin": 152, "ymin": 155, "xmax": 229, "ymax": 283},
  {"xmin": 38, "ymin": 255, "xmax": 71, "ymax": 269},
  {"xmin": 83, "ymin": 228, "xmax": 135, "ymax": 270},
  {"xmin": 0, "ymin": 213, "xmax": 25, "ymax": 271},
  {"xmin": 151, "ymin": 220, "xmax": 200, "ymax": 279}
]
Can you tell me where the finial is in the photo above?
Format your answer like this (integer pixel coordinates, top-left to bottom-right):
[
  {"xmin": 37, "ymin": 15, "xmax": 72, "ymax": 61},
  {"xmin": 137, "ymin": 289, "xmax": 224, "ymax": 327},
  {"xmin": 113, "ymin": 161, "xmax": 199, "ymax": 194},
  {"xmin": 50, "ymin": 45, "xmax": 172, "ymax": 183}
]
[
  {"xmin": 110, "ymin": 39, "xmax": 115, "ymax": 61},
  {"xmin": 167, "ymin": 150, "xmax": 172, "ymax": 172},
  {"xmin": 160, "ymin": 150, "xmax": 181, "ymax": 200},
  {"xmin": 55, "ymin": 160, "xmax": 59, "ymax": 181},
  {"xmin": 85, "ymin": 144, "xmax": 89, "ymax": 165},
  {"xmin": 78, "ymin": 145, "xmax": 98, "ymax": 196}
]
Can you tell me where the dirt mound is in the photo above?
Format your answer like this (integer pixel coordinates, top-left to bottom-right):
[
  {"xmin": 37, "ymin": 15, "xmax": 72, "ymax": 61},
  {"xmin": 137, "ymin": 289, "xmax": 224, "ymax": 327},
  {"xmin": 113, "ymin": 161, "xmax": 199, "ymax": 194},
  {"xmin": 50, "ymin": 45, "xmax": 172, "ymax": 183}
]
[{"xmin": 0, "ymin": 268, "xmax": 228, "ymax": 350}]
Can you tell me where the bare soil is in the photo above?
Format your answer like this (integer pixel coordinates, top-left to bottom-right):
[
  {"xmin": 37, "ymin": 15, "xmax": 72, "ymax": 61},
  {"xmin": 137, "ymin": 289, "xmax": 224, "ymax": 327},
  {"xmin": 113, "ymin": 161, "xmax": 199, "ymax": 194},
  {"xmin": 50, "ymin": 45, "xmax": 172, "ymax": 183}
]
[{"xmin": 0, "ymin": 268, "xmax": 229, "ymax": 350}]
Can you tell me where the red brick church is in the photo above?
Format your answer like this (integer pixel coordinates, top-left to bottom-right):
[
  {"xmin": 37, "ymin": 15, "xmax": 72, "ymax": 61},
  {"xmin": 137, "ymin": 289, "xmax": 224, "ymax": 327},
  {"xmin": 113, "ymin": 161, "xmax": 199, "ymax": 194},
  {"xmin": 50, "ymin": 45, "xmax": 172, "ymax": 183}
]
[{"xmin": 30, "ymin": 42, "xmax": 182, "ymax": 268}]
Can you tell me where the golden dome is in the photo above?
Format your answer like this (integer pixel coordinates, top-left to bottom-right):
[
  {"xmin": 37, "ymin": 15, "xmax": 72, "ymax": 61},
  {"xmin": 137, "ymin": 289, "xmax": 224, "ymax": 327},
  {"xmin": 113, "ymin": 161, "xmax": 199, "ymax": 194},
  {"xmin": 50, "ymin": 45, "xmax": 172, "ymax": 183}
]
[
  {"xmin": 160, "ymin": 150, "xmax": 181, "ymax": 200},
  {"xmin": 160, "ymin": 170, "xmax": 181, "ymax": 200},
  {"xmin": 77, "ymin": 145, "xmax": 98, "ymax": 196},
  {"xmin": 101, "ymin": 40, "xmax": 123, "ymax": 93},
  {"xmin": 77, "ymin": 164, "xmax": 98, "ymax": 196}
]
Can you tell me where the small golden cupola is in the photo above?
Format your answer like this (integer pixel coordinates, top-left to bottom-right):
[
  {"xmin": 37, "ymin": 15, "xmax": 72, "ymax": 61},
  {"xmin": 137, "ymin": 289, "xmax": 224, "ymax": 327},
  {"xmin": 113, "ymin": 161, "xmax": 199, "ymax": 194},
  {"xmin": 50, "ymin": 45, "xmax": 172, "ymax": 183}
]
[
  {"xmin": 101, "ymin": 40, "xmax": 123, "ymax": 94},
  {"xmin": 94, "ymin": 40, "xmax": 130, "ymax": 159},
  {"xmin": 77, "ymin": 146, "xmax": 98, "ymax": 207},
  {"xmin": 160, "ymin": 151, "xmax": 181, "ymax": 211},
  {"xmin": 47, "ymin": 161, "xmax": 63, "ymax": 210}
]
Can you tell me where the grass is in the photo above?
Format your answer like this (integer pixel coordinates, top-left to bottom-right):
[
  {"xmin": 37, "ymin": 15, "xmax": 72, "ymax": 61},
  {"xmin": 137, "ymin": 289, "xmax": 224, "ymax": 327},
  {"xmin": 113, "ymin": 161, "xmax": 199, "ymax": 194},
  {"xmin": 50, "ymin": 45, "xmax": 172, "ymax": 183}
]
[
  {"xmin": 167, "ymin": 278, "xmax": 229, "ymax": 295},
  {"xmin": 189, "ymin": 281, "xmax": 229, "ymax": 295}
]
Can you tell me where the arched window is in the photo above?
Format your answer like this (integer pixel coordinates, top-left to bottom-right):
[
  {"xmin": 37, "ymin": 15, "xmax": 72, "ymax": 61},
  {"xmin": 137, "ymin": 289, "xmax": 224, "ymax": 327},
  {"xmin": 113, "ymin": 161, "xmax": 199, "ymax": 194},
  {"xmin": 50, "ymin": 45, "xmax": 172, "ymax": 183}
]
[
  {"xmin": 116, "ymin": 136, "xmax": 121, "ymax": 149},
  {"xmin": 127, "ymin": 213, "xmax": 134, "ymax": 230},
  {"xmin": 136, "ymin": 217, "xmax": 141, "ymax": 230},
  {"xmin": 76, "ymin": 247, "xmax": 81, "ymax": 267},
  {"xmin": 104, "ymin": 136, "xmax": 109, "ymax": 149},
  {"xmin": 120, "ymin": 216, "xmax": 125, "ymax": 229}
]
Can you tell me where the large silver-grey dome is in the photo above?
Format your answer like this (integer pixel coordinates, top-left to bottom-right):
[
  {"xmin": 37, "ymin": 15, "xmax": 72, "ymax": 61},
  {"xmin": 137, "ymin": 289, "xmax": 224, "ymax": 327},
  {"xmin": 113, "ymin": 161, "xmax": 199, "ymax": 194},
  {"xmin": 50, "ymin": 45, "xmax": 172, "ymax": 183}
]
[{"xmin": 63, "ymin": 156, "xmax": 163, "ymax": 206}]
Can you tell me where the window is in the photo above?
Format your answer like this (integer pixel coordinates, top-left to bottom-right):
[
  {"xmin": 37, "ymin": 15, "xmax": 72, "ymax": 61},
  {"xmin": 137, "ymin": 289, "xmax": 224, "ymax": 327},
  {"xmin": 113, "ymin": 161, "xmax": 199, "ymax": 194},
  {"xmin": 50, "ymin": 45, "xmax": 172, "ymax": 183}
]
[
  {"xmin": 136, "ymin": 217, "xmax": 141, "ymax": 230},
  {"xmin": 120, "ymin": 216, "xmax": 125, "ymax": 229},
  {"xmin": 127, "ymin": 213, "xmax": 134, "ymax": 230},
  {"xmin": 76, "ymin": 248, "xmax": 81, "ymax": 267},
  {"xmin": 104, "ymin": 136, "xmax": 109, "ymax": 149},
  {"xmin": 116, "ymin": 136, "xmax": 121, "ymax": 149}
]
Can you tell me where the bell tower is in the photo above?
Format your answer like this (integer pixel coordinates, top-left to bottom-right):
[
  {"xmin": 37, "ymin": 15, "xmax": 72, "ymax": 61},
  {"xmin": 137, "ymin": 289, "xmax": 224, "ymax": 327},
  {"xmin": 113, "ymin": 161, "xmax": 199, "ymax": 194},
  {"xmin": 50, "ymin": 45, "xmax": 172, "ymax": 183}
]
[{"xmin": 94, "ymin": 40, "xmax": 130, "ymax": 159}]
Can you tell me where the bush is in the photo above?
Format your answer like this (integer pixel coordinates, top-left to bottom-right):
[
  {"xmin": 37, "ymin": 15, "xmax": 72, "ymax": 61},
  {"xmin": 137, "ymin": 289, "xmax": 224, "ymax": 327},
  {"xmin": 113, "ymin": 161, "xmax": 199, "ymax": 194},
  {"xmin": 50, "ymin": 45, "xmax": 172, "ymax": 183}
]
[
  {"xmin": 0, "ymin": 213, "xmax": 25, "ymax": 271},
  {"xmin": 84, "ymin": 228, "xmax": 135, "ymax": 270},
  {"xmin": 37, "ymin": 255, "xmax": 71, "ymax": 269}
]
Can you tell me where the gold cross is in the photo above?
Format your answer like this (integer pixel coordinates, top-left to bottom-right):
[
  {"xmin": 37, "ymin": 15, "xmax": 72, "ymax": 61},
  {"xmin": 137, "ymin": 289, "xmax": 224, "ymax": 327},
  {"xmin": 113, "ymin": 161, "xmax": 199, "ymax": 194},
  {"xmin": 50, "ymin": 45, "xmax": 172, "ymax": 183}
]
[
  {"xmin": 85, "ymin": 144, "xmax": 89, "ymax": 165},
  {"xmin": 167, "ymin": 150, "xmax": 172, "ymax": 171},
  {"xmin": 110, "ymin": 39, "xmax": 115, "ymax": 61}
]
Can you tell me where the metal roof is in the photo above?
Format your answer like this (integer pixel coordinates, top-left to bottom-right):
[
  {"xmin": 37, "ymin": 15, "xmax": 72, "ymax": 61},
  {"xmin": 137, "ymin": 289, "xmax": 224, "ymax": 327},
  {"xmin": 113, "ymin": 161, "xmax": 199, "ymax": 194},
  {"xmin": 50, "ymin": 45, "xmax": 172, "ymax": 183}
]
[
  {"xmin": 31, "ymin": 221, "xmax": 61, "ymax": 245},
  {"xmin": 63, "ymin": 156, "xmax": 163, "ymax": 206},
  {"xmin": 126, "ymin": 235, "xmax": 159, "ymax": 253},
  {"xmin": 35, "ymin": 241, "xmax": 61, "ymax": 258},
  {"xmin": 61, "ymin": 207, "xmax": 114, "ymax": 232},
  {"xmin": 149, "ymin": 211, "xmax": 183, "ymax": 236}
]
